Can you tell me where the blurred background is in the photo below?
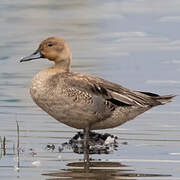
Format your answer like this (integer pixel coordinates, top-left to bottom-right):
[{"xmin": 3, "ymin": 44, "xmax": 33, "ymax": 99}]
[{"xmin": 0, "ymin": 0, "xmax": 180, "ymax": 179}]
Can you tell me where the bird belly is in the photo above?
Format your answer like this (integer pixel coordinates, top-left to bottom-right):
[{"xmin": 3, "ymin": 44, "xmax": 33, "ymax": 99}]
[{"xmin": 30, "ymin": 83, "xmax": 102, "ymax": 129}]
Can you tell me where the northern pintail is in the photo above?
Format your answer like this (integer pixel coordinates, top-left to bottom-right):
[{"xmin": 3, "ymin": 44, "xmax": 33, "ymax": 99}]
[{"xmin": 20, "ymin": 37, "xmax": 175, "ymax": 161}]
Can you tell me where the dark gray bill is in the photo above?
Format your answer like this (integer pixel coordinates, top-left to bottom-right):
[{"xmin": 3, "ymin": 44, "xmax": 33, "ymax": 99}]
[{"xmin": 20, "ymin": 48, "xmax": 43, "ymax": 62}]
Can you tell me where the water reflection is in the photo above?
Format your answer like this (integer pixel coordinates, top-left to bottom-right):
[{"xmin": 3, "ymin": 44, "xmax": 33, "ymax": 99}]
[
  {"xmin": 43, "ymin": 161, "xmax": 171, "ymax": 180},
  {"xmin": 0, "ymin": 131, "xmax": 176, "ymax": 179},
  {"xmin": 46, "ymin": 131, "xmax": 118, "ymax": 155},
  {"xmin": 40, "ymin": 132, "xmax": 172, "ymax": 179}
]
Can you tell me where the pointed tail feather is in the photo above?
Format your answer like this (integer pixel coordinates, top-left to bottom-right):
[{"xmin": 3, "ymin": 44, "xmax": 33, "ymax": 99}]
[{"xmin": 155, "ymin": 94, "xmax": 176, "ymax": 105}]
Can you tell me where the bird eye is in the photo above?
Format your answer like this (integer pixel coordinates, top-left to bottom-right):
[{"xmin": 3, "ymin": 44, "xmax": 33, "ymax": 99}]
[{"xmin": 47, "ymin": 43, "xmax": 53, "ymax": 47}]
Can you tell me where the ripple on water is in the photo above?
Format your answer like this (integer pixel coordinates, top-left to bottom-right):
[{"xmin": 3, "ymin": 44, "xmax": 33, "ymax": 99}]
[{"xmin": 0, "ymin": 0, "xmax": 180, "ymax": 179}]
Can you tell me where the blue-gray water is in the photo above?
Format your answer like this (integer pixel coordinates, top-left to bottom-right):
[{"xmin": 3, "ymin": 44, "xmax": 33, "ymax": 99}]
[{"xmin": 0, "ymin": 0, "xmax": 180, "ymax": 179}]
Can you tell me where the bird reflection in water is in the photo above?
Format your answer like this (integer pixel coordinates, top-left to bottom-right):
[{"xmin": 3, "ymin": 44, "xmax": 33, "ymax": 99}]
[
  {"xmin": 44, "ymin": 131, "xmax": 171, "ymax": 179},
  {"xmin": 59, "ymin": 131, "xmax": 118, "ymax": 154},
  {"xmin": 46, "ymin": 131, "xmax": 119, "ymax": 170},
  {"xmin": 43, "ymin": 161, "xmax": 171, "ymax": 180}
]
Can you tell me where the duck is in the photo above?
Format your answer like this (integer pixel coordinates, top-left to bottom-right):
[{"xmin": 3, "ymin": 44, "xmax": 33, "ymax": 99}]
[{"xmin": 20, "ymin": 37, "xmax": 175, "ymax": 161}]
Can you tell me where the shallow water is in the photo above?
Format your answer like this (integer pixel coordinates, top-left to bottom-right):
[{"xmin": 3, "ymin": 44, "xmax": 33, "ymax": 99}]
[{"xmin": 0, "ymin": 0, "xmax": 180, "ymax": 179}]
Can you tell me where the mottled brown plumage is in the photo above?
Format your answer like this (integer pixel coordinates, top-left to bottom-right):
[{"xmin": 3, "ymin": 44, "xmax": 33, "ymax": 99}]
[
  {"xmin": 20, "ymin": 37, "xmax": 175, "ymax": 131},
  {"xmin": 20, "ymin": 37, "xmax": 175, "ymax": 162}
]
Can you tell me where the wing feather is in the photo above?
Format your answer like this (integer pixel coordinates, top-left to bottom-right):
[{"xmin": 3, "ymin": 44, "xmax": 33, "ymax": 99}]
[{"xmin": 61, "ymin": 72, "xmax": 160, "ymax": 107}]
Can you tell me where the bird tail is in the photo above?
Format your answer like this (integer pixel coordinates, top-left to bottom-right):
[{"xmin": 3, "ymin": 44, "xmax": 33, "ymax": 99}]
[{"xmin": 155, "ymin": 94, "xmax": 176, "ymax": 105}]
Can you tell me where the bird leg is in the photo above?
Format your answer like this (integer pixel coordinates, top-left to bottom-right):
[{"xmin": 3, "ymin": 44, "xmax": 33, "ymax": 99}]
[{"xmin": 83, "ymin": 127, "xmax": 90, "ymax": 171}]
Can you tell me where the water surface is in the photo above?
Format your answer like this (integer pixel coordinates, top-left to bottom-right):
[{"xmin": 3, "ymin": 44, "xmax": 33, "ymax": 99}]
[{"xmin": 0, "ymin": 0, "xmax": 180, "ymax": 179}]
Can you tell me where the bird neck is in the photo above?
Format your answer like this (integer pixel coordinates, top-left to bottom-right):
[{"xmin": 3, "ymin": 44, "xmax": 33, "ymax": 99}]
[{"xmin": 54, "ymin": 57, "xmax": 71, "ymax": 72}]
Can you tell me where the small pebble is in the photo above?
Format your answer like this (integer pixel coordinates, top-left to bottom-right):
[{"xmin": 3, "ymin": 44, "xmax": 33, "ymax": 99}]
[
  {"xmin": 104, "ymin": 136, "xmax": 115, "ymax": 145},
  {"xmin": 32, "ymin": 161, "xmax": 41, "ymax": 166}
]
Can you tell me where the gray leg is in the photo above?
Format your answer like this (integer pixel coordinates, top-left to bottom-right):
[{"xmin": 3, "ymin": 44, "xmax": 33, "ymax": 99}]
[{"xmin": 83, "ymin": 127, "xmax": 90, "ymax": 171}]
